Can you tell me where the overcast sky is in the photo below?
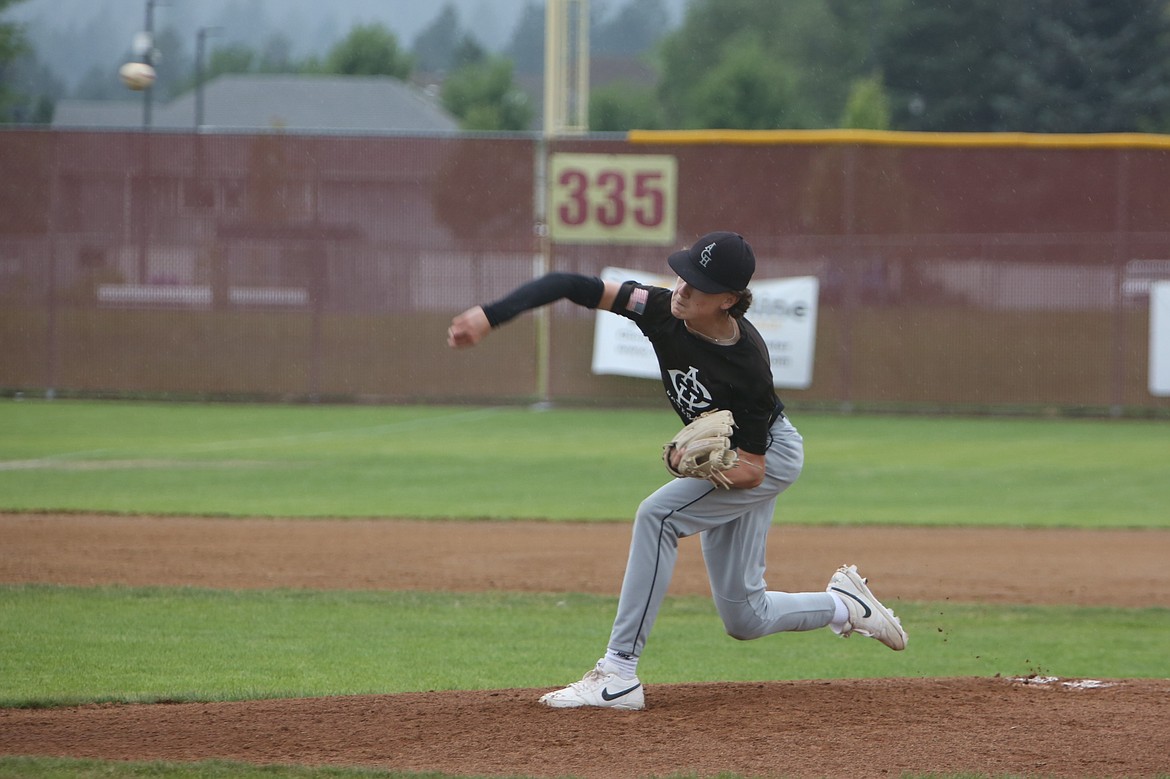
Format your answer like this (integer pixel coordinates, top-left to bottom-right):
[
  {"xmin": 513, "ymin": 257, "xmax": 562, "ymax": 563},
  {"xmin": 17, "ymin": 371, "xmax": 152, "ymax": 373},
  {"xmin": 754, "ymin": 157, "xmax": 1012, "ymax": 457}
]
[{"xmin": 7, "ymin": 0, "xmax": 688, "ymax": 91}]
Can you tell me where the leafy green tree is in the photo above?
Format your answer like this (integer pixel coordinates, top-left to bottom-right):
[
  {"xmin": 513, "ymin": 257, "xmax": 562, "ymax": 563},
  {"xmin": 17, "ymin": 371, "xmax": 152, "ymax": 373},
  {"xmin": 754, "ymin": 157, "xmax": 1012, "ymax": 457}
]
[
  {"xmin": 508, "ymin": 0, "xmax": 672, "ymax": 75},
  {"xmin": 685, "ymin": 34, "xmax": 804, "ymax": 129},
  {"xmin": 996, "ymin": 0, "xmax": 1170, "ymax": 132},
  {"xmin": 0, "ymin": 0, "xmax": 25, "ymax": 62},
  {"xmin": 149, "ymin": 26, "xmax": 191, "ymax": 101},
  {"xmin": 840, "ymin": 73, "xmax": 891, "ymax": 130},
  {"xmin": 207, "ymin": 43, "xmax": 256, "ymax": 78},
  {"xmin": 325, "ymin": 22, "xmax": 412, "ymax": 78},
  {"xmin": 0, "ymin": 48, "xmax": 61, "ymax": 123},
  {"xmin": 505, "ymin": 1, "xmax": 545, "ymax": 74},
  {"xmin": 657, "ymin": 0, "xmax": 875, "ymax": 129},
  {"xmin": 590, "ymin": 81, "xmax": 663, "ymax": 131},
  {"xmin": 73, "ymin": 63, "xmax": 126, "ymax": 100},
  {"xmin": 168, "ymin": 35, "xmax": 302, "ymax": 98},
  {"xmin": 412, "ymin": 3, "xmax": 461, "ymax": 72},
  {"xmin": 0, "ymin": 0, "xmax": 30, "ymax": 121},
  {"xmin": 0, "ymin": 0, "xmax": 62, "ymax": 125},
  {"xmin": 882, "ymin": 0, "xmax": 1170, "ymax": 132},
  {"xmin": 593, "ymin": 0, "xmax": 671, "ymax": 57},
  {"xmin": 257, "ymin": 34, "xmax": 296, "ymax": 73},
  {"xmin": 882, "ymin": 0, "xmax": 1019, "ymax": 131},
  {"xmin": 441, "ymin": 56, "xmax": 532, "ymax": 131},
  {"xmin": 412, "ymin": 3, "xmax": 485, "ymax": 75},
  {"xmin": 452, "ymin": 36, "xmax": 486, "ymax": 70}
]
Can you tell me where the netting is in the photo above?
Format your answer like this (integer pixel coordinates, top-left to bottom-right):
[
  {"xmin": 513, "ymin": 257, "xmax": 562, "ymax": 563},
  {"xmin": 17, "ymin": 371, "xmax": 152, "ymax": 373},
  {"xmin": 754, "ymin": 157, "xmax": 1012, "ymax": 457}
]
[{"xmin": 1, "ymin": 128, "xmax": 1167, "ymax": 413}]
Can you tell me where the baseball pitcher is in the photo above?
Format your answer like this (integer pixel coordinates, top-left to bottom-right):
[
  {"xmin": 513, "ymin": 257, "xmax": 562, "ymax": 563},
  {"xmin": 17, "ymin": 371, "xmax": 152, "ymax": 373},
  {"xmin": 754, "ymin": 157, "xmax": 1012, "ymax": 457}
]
[{"xmin": 448, "ymin": 231, "xmax": 907, "ymax": 710}]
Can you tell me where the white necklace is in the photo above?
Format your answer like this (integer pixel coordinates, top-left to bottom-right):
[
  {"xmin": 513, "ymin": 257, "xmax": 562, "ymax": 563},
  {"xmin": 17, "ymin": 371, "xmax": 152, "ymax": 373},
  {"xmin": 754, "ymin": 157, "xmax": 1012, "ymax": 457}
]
[{"xmin": 686, "ymin": 318, "xmax": 739, "ymax": 345}]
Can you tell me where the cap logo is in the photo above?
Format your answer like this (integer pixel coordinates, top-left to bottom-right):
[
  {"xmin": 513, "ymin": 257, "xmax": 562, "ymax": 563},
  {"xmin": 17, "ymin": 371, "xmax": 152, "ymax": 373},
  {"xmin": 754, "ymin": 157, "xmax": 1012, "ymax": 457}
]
[{"xmin": 699, "ymin": 242, "xmax": 716, "ymax": 267}]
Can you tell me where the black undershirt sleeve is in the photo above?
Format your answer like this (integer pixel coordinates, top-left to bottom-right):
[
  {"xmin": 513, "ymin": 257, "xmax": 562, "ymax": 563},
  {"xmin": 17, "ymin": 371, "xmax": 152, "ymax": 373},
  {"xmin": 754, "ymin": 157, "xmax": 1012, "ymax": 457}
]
[{"xmin": 481, "ymin": 273, "xmax": 605, "ymax": 327}]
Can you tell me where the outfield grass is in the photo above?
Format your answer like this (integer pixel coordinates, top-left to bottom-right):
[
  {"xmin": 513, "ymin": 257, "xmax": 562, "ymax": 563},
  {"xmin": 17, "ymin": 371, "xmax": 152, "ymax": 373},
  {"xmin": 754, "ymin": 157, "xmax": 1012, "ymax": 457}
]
[{"xmin": 1, "ymin": 400, "xmax": 1167, "ymax": 527}]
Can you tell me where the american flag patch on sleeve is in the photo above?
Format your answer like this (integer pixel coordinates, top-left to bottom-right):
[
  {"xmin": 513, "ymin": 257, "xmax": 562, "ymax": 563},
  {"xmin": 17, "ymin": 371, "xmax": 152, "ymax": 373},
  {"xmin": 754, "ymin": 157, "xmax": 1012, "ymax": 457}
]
[{"xmin": 626, "ymin": 287, "xmax": 648, "ymax": 315}]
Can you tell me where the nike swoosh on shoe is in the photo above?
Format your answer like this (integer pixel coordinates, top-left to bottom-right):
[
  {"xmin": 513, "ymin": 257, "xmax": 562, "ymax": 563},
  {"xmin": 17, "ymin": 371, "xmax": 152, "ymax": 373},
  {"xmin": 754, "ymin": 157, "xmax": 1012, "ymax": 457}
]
[
  {"xmin": 830, "ymin": 586, "xmax": 873, "ymax": 617},
  {"xmin": 601, "ymin": 683, "xmax": 642, "ymax": 701}
]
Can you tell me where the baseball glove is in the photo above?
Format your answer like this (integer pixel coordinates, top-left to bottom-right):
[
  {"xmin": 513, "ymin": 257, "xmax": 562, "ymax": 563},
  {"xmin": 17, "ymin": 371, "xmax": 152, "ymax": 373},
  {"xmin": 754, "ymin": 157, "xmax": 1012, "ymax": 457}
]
[{"xmin": 663, "ymin": 409, "xmax": 738, "ymax": 488}]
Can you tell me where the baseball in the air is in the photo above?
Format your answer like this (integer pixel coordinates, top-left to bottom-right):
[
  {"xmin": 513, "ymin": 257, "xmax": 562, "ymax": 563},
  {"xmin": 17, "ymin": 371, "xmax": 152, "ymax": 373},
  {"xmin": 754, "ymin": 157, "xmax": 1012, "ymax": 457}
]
[{"xmin": 119, "ymin": 62, "xmax": 156, "ymax": 91}]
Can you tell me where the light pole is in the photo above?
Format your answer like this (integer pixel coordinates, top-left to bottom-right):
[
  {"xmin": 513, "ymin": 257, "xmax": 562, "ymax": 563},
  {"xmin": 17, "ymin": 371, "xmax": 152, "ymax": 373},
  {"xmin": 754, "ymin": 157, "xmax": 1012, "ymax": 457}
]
[
  {"xmin": 195, "ymin": 26, "xmax": 223, "ymax": 129},
  {"xmin": 142, "ymin": 0, "xmax": 159, "ymax": 128},
  {"xmin": 543, "ymin": 0, "xmax": 589, "ymax": 137}
]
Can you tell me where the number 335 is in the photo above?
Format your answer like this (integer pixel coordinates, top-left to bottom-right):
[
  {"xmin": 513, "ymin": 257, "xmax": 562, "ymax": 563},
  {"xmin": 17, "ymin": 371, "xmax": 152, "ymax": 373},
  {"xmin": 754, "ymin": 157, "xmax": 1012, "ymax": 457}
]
[{"xmin": 549, "ymin": 154, "xmax": 677, "ymax": 244}]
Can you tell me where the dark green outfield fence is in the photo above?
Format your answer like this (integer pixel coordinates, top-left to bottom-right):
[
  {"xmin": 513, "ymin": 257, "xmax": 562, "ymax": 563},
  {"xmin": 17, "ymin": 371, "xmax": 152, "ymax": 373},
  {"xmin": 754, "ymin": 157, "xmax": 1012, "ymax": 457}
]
[{"xmin": 1, "ymin": 127, "xmax": 1168, "ymax": 415}]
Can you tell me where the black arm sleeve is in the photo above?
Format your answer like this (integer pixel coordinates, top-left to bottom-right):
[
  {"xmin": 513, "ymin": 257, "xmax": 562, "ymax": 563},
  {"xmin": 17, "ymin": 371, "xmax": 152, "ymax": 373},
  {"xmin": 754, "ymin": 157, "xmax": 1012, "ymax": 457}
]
[{"xmin": 481, "ymin": 272, "xmax": 605, "ymax": 327}]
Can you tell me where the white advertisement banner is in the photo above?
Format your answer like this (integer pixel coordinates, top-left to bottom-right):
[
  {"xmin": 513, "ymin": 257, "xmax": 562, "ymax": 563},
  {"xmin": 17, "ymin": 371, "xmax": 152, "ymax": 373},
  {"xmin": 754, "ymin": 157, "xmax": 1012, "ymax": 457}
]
[
  {"xmin": 1150, "ymin": 281, "xmax": 1170, "ymax": 396},
  {"xmin": 591, "ymin": 267, "xmax": 819, "ymax": 389}
]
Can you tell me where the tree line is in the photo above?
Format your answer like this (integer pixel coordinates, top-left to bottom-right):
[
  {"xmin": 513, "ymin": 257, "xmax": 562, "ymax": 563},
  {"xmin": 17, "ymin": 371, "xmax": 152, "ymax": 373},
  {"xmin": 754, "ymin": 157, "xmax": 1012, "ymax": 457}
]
[{"xmin": 3, "ymin": 0, "xmax": 1170, "ymax": 134}]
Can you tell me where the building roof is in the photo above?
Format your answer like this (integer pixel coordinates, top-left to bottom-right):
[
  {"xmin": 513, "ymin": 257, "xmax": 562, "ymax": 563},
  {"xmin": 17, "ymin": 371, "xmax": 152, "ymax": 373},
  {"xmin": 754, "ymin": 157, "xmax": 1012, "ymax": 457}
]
[{"xmin": 52, "ymin": 73, "xmax": 460, "ymax": 133}]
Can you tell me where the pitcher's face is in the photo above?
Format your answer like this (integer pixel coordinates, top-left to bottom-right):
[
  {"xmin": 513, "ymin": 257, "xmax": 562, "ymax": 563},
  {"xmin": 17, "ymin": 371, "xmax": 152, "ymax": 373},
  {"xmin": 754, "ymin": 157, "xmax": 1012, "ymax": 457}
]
[{"xmin": 670, "ymin": 277, "xmax": 735, "ymax": 321}]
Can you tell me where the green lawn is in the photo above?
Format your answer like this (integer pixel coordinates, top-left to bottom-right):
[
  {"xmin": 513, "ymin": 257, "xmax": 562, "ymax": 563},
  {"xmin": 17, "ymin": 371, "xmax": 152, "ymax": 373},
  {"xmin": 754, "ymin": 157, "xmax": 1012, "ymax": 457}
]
[
  {"xmin": 1, "ymin": 400, "xmax": 1166, "ymax": 527},
  {"xmin": 1, "ymin": 584, "xmax": 1166, "ymax": 709}
]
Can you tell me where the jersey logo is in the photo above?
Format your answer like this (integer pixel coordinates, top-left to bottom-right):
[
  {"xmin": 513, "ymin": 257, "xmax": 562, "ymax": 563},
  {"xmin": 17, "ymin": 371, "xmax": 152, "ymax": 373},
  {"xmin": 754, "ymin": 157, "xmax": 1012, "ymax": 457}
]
[{"xmin": 668, "ymin": 366, "xmax": 714, "ymax": 417}]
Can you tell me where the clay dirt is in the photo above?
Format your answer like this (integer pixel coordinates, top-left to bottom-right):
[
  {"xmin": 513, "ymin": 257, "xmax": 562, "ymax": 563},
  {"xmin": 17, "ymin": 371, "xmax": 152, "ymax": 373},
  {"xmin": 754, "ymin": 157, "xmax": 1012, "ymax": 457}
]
[{"xmin": 2, "ymin": 514, "xmax": 1168, "ymax": 778}]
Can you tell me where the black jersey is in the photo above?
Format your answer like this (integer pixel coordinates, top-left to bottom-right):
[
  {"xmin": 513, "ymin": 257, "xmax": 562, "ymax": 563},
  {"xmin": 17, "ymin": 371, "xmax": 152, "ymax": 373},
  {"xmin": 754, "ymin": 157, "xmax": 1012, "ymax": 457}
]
[{"xmin": 611, "ymin": 281, "xmax": 784, "ymax": 455}]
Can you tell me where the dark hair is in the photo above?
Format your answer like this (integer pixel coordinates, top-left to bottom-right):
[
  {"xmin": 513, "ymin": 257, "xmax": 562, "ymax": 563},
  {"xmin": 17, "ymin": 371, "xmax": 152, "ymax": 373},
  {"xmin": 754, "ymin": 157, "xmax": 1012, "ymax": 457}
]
[{"xmin": 728, "ymin": 288, "xmax": 752, "ymax": 319}]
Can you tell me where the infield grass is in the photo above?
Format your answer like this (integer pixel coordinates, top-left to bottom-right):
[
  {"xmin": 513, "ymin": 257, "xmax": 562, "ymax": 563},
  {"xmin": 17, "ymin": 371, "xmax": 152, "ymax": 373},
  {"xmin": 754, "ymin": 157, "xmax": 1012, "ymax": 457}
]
[
  {"xmin": 3, "ymin": 757, "xmax": 1110, "ymax": 779},
  {"xmin": 1, "ymin": 400, "xmax": 1167, "ymax": 527},
  {"xmin": 0, "ymin": 760, "xmax": 391, "ymax": 779},
  {"xmin": 1, "ymin": 584, "xmax": 1166, "ymax": 708}
]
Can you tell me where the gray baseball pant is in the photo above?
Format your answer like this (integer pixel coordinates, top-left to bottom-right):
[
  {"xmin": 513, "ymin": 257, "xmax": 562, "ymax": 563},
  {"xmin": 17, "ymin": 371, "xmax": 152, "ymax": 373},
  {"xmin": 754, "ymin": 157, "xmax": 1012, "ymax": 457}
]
[{"xmin": 608, "ymin": 415, "xmax": 836, "ymax": 658}]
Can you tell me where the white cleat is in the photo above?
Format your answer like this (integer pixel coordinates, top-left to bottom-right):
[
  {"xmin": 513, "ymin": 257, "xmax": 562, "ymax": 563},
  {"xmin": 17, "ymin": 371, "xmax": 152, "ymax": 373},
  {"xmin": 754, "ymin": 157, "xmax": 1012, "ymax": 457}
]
[
  {"xmin": 539, "ymin": 662, "xmax": 645, "ymax": 710},
  {"xmin": 827, "ymin": 564, "xmax": 908, "ymax": 651}
]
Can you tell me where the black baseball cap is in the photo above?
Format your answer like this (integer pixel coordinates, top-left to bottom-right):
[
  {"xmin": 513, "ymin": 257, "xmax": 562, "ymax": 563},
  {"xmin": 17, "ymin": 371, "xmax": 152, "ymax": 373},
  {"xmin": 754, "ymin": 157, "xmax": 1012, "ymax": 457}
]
[{"xmin": 667, "ymin": 231, "xmax": 756, "ymax": 293}]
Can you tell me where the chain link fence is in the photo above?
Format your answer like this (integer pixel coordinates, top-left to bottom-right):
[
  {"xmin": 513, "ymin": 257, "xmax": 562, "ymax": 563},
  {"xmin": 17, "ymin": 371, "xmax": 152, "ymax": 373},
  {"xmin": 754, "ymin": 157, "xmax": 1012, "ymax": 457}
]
[{"xmin": 2, "ymin": 128, "xmax": 1168, "ymax": 415}]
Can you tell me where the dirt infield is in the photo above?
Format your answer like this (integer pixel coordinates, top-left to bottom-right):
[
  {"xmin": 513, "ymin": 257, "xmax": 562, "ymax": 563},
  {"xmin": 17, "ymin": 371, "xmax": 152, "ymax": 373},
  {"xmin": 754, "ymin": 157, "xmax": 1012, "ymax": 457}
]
[{"xmin": 2, "ymin": 514, "xmax": 1169, "ymax": 778}]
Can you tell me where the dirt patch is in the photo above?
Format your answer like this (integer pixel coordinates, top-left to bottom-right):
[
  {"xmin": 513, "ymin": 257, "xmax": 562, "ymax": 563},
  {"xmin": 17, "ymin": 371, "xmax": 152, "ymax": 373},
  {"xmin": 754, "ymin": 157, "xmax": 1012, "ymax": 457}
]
[
  {"xmin": 1, "ymin": 514, "xmax": 1168, "ymax": 778},
  {"xmin": 3, "ymin": 515, "xmax": 1166, "ymax": 606}
]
